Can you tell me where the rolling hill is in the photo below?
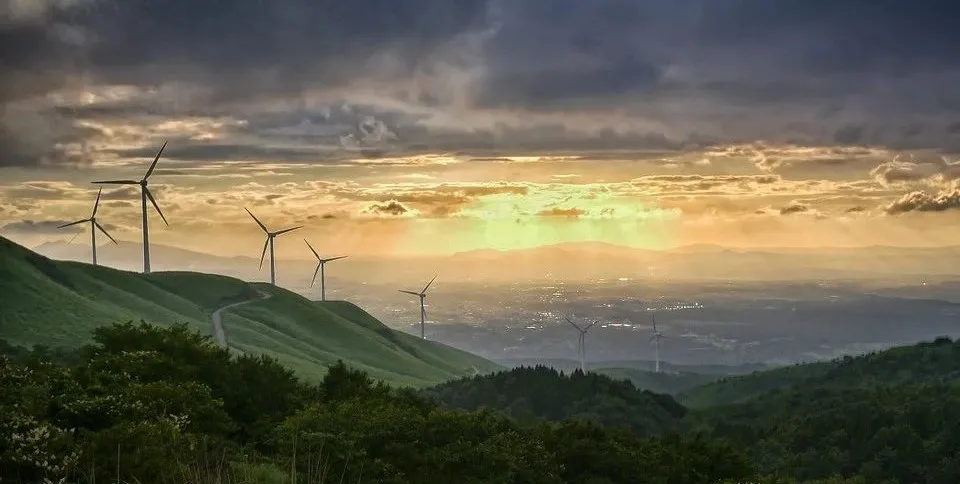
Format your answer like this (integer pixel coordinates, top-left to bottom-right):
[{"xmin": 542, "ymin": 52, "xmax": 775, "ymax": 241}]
[
  {"xmin": 680, "ymin": 336, "xmax": 960, "ymax": 408},
  {"xmin": 424, "ymin": 365, "xmax": 688, "ymax": 437},
  {"xmin": 0, "ymin": 236, "xmax": 499, "ymax": 386}
]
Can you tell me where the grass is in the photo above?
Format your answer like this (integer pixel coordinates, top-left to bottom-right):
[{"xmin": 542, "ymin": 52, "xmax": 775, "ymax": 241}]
[{"xmin": 0, "ymin": 236, "xmax": 499, "ymax": 387}]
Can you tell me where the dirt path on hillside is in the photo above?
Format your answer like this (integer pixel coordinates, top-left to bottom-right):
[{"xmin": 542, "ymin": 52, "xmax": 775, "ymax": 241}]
[{"xmin": 211, "ymin": 290, "xmax": 271, "ymax": 345}]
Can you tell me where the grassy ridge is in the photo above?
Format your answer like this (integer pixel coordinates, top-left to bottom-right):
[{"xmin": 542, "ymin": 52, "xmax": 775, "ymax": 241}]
[{"xmin": 0, "ymin": 236, "xmax": 498, "ymax": 386}]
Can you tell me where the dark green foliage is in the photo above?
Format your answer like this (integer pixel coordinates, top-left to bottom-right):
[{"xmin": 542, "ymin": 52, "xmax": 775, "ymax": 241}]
[
  {"xmin": 683, "ymin": 336, "xmax": 960, "ymax": 408},
  {"xmin": 686, "ymin": 337, "xmax": 960, "ymax": 483},
  {"xmin": 0, "ymin": 324, "xmax": 754, "ymax": 484},
  {"xmin": 424, "ymin": 365, "xmax": 686, "ymax": 436}
]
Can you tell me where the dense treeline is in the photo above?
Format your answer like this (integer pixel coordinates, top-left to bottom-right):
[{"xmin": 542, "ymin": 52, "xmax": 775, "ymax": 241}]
[
  {"xmin": 6, "ymin": 321, "xmax": 958, "ymax": 483},
  {"xmin": 0, "ymin": 321, "xmax": 755, "ymax": 484},
  {"xmin": 683, "ymin": 336, "xmax": 960, "ymax": 408},
  {"xmin": 686, "ymin": 337, "xmax": 960, "ymax": 484},
  {"xmin": 424, "ymin": 337, "xmax": 960, "ymax": 483},
  {"xmin": 696, "ymin": 383, "xmax": 960, "ymax": 483},
  {"xmin": 424, "ymin": 365, "xmax": 686, "ymax": 436}
]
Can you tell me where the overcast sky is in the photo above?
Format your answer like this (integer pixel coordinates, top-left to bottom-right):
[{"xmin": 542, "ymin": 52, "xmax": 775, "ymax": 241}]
[{"xmin": 2, "ymin": 0, "xmax": 960, "ymax": 256}]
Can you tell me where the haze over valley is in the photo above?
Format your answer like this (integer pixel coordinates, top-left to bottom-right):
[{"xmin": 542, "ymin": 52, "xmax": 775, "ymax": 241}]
[{"xmin": 24, "ymin": 238, "xmax": 960, "ymax": 368}]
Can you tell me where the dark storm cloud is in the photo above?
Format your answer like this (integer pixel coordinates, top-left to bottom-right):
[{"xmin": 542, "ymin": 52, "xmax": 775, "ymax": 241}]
[
  {"xmin": 364, "ymin": 200, "xmax": 410, "ymax": 217},
  {"xmin": 3, "ymin": 0, "xmax": 960, "ymax": 167}
]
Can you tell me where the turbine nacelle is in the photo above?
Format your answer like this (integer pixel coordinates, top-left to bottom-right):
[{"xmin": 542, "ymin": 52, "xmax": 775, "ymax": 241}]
[
  {"xmin": 400, "ymin": 275, "xmax": 438, "ymax": 340},
  {"xmin": 245, "ymin": 208, "xmax": 301, "ymax": 285},
  {"xmin": 304, "ymin": 239, "xmax": 347, "ymax": 301},
  {"xmin": 57, "ymin": 187, "xmax": 118, "ymax": 265}
]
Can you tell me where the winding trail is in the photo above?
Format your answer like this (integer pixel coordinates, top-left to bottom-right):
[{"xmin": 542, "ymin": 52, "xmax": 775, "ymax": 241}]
[{"xmin": 211, "ymin": 290, "xmax": 272, "ymax": 345}]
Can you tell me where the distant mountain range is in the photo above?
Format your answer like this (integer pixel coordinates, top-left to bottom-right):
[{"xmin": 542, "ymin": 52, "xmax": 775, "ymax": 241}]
[{"xmin": 29, "ymin": 238, "xmax": 960, "ymax": 285}]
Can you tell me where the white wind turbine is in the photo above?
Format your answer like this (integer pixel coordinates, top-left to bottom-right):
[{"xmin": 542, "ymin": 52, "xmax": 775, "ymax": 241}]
[
  {"xmin": 92, "ymin": 141, "xmax": 169, "ymax": 273},
  {"xmin": 650, "ymin": 314, "xmax": 665, "ymax": 373},
  {"xmin": 566, "ymin": 316, "xmax": 599, "ymax": 373},
  {"xmin": 245, "ymin": 208, "xmax": 303, "ymax": 286},
  {"xmin": 399, "ymin": 275, "xmax": 437, "ymax": 340},
  {"xmin": 57, "ymin": 187, "xmax": 118, "ymax": 266},
  {"xmin": 304, "ymin": 239, "xmax": 346, "ymax": 301}
]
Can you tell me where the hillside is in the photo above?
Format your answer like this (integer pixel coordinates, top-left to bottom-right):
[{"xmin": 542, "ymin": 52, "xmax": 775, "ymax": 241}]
[
  {"xmin": 681, "ymin": 338, "xmax": 960, "ymax": 482},
  {"xmin": 424, "ymin": 365, "xmax": 687, "ymax": 436},
  {"xmin": 681, "ymin": 336, "xmax": 960, "ymax": 408},
  {"xmin": 0, "ymin": 236, "xmax": 498, "ymax": 386}
]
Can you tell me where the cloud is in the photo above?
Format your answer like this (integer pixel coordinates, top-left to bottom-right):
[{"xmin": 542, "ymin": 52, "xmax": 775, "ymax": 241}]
[
  {"xmin": 884, "ymin": 189, "xmax": 960, "ymax": 214},
  {"xmin": 3, "ymin": 0, "xmax": 960, "ymax": 168},
  {"xmin": 362, "ymin": 200, "xmax": 416, "ymax": 217},
  {"xmin": 778, "ymin": 202, "xmax": 810, "ymax": 216},
  {"xmin": 1, "ymin": 219, "xmax": 82, "ymax": 234}
]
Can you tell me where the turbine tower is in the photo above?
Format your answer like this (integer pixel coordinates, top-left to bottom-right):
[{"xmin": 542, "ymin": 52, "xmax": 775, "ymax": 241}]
[
  {"xmin": 399, "ymin": 275, "xmax": 437, "ymax": 340},
  {"xmin": 245, "ymin": 208, "xmax": 302, "ymax": 286},
  {"xmin": 304, "ymin": 239, "xmax": 346, "ymax": 301},
  {"xmin": 566, "ymin": 317, "xmax": 599, "ymax": 373},
  {"xmin": 57, "ymin": 188, "xmax": 118, "ymax": 265},
  {"xmin": 92, "ymin": 141, "xmax": 169, "ymax": 273},
  {"xmin": 650, "ymin": 314, "xmax": 665, "ymax": 373}
]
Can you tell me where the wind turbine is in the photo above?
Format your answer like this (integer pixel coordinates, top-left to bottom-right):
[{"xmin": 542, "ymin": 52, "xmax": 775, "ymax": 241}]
[
  {"xmin": 399, "ymin": 275, "xmax": 437, "ymax": 340},
  {"xmin": 245, "ymin": 208, "xmax": 302, "ymax": 286},
  {"xmin": 92, "ymin": 141, "xmax": 169, "ymax": 274},
  {"xmin": 566, "ymin": 317, "xmax": 599, "ymax": 373},
  {"xmin": 650, "ymin": 314, "xmax": 665, "ymax": 373},
  {"xmin": 304, "ymin": 239, "xmax": 346, "ymax": 301},
  {"xmin": 57, "ymin": 187, "xmax": 118, "ymax": 265}
]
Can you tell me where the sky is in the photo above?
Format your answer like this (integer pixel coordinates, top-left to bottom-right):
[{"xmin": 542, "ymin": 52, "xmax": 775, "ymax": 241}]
[{"xmin": 2, "ymin": 0, "xmax": 960, "ymax": 258}]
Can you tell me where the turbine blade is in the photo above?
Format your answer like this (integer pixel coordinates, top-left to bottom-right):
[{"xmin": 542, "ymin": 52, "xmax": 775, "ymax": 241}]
[
  {"xmin": 325, "ymin": 255, "xmax": 347, "ymax": 263},
  {"xmin": 304, "ymin": 239, "xmax": 321, "ymax": 260},
  {"xmin": 585, "ymin": 319, "xmax": 599, "ymax": 331},
  {"xmin": 565, "ymin": 317, "xmax": 583, "ymax": 331},
  {"xmin": 274, "ymin": 225, "xmax": 303, "ymax": 236},
  {"xmin": 245, "ymin": 208, "xmax": 269, "ymax": 233},
  {"xmin": 421, "ymin": 274, "xmax": 438, "ymax": 294},
  {"xmin": 310, "ymin": 263, "xmax": 321, "ymax": 287},
  {"xmin": 399, "ymin": 290, "xmax": 420, "ymax": 296},
  {"xmin": 57, "ymin": 219, "xmax": 88, "ymax": 229},
  {"xmin": 91, "ymin": 180, "xmax": 138, "ymax": 185},
  {"xmin": 94, "ymin": 221, "xmax": 118, "ymax": 244},
  {"xmin": 143, "ymin": 140, "xmax": 167, "ymax": 180},
  {"xmin": 144, "ymin": 187, "xmax": 168, "ymax": 225},
  {"xmin": 258, "ymin": 237, "xmax": 269, "ymax": 269},
  {"xmin": 91, "ymin": 187, "xmax": 103, "ymax": 217}
]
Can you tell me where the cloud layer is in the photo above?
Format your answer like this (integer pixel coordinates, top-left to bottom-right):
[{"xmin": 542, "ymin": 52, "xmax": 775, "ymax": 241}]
[{"xmin": 3, "ymin": 0, "xmax": 960, "ymax": 168}]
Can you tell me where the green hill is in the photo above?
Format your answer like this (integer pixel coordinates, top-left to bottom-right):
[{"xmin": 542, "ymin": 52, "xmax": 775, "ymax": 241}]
[
  {"xmin": 681, "ymin": 336, "xmax": 960, "ymax": 408},
  {"xmin": 0, "ymin": 236, "xmax": 498, "ymax": 386},
  {"xmin": 683, "ymin": 338, "xmax": 960, "ymax": 482},
  {"xmin": 424, "ymin": 365, "xmax": 687, "ymax": 437}
]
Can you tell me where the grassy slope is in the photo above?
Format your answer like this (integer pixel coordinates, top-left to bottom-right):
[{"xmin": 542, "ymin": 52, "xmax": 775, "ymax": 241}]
[{"xmin": 0, "ymin": 237, "xmax": 498, "ymax": 386}]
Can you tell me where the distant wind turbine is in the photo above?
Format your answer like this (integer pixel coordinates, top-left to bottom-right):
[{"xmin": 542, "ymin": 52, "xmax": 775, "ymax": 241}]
[
  {"xmin": 650, "ymin": 314, "xmax": 665, "ymax": 373},
  {"xmin": 566, "ymin": 316, "xmax": 599, "ymax": 373},
  {"xmin": 57, "ymin": 187, "xmax": 118, "ymax": 266},
  {"xmin": 304, "ymin": 239, "xmax": 346, "ymax": 301},
  {"xmin": 92, "ymin": 141, "xmax": 169, "ymax": 274},
  {"xmin": 399, "ymin": 275, "xmax": 437, "ymax": 340},
  {"xmin": 245, "ymin": 208, "xmax": 302, "ymax": 286}
]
